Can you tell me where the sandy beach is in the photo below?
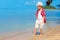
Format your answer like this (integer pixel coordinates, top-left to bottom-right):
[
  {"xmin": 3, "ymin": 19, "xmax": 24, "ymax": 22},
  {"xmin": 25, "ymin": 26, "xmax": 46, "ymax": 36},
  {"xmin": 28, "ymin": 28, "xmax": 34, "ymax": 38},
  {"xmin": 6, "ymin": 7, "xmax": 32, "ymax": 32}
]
[
  {"xmin": 0, "ymin": 25, "xmax": 60, "ymax": 40},
  {"xmin": 32, "ymin": 26, "xmax": 60, "ymax": 40}
]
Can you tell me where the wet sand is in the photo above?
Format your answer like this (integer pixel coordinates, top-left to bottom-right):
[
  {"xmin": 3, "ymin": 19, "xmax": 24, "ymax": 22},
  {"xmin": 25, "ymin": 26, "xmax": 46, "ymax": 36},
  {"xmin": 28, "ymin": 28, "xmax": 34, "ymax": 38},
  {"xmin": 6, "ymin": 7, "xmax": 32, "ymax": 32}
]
[
  {"xmin": 32, "ymin": 26, "xmax": 60, "ymax": 40},
  {"xmin": 0, "ymin": 26, "xmax": 60, "ymax": 40}
]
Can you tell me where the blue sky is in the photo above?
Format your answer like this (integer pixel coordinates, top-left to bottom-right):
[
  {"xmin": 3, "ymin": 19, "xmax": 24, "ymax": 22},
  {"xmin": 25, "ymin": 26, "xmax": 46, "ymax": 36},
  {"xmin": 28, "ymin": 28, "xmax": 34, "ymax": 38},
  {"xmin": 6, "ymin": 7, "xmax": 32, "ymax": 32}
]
[
  {"xmin": 0, "ymin": 0, "xmax": 60, "ymax": 9},
  {"xmin": 0, "ymin": 0, "xmax": 16, "ymax": 8}
]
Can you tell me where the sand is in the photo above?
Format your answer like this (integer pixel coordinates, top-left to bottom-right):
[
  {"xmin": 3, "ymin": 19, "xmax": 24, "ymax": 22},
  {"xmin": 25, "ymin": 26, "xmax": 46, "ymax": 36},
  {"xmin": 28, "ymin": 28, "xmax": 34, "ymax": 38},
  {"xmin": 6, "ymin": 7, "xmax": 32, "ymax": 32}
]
[
  {"xmin": 32, "ymin": 26, "xmax": 60, "ymax": 40},
  {"xmin": 0, "ymin": 26, "xmax": 60, "ymax": 40}
]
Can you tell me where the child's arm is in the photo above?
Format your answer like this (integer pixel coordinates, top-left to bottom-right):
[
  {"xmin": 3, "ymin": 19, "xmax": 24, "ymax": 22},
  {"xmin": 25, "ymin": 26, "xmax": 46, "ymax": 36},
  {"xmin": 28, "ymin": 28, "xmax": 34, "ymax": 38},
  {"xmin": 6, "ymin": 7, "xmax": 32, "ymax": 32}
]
[{"xmin": 42, "ymin": 10, "xmax": 46, "ymax": 23}]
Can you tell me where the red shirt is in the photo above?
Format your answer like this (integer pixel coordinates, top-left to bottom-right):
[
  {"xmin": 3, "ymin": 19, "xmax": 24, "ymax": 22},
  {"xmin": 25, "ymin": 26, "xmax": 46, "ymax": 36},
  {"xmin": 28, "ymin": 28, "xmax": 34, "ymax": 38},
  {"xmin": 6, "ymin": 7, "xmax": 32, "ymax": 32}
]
[{"xmin": 36, "ymin": 8, "xmax": 46, "ymax": 23}]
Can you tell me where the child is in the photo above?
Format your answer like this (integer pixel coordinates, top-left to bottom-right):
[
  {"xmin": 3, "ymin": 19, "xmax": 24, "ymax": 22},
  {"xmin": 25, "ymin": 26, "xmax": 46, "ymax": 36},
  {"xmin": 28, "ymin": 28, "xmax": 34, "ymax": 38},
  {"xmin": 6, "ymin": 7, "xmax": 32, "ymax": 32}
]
[{"xmin": 33, "ymin": 2, "xmax": 46, "ymax": 35}]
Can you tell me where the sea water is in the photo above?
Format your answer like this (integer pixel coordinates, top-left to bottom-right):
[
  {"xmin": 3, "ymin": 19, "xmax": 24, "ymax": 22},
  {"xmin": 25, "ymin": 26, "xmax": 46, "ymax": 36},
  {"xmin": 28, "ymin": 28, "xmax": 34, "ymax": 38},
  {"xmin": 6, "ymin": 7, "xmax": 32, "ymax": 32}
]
[{"xmin": 0, "ymin": 9, "xmax": 60, "ymax": 35}]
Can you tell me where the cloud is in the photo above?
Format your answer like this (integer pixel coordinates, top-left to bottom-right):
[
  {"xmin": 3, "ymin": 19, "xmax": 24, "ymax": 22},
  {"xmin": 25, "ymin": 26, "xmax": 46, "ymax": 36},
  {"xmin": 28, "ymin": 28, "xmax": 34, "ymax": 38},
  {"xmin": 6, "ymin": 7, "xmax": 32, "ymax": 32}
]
[{"xmin": 25, "ymin": 0, "xmax": 37, "ymax": 5}]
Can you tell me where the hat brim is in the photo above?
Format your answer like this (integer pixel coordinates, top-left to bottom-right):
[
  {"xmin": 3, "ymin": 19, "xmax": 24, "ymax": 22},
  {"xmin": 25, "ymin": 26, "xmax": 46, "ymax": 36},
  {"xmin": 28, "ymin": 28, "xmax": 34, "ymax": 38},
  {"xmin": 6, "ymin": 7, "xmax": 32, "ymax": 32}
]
[{"xmin": 36, "ymin": 4, "xmax": 43, "ymax": 6}]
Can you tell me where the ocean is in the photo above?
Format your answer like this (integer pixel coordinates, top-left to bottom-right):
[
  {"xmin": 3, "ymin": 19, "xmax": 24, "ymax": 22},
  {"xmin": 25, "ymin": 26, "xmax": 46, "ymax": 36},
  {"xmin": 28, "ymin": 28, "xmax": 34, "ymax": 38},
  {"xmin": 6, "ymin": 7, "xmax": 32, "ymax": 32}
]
[{"xmin": 0, "ymin": 9, "xmax": 60, "ymax": 34}]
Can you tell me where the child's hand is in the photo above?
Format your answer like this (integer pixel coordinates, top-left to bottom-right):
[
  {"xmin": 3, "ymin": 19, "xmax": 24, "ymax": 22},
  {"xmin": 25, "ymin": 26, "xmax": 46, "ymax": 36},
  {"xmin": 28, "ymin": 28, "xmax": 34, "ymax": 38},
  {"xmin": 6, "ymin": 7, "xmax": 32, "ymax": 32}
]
[{"xmin": 43, "ymin": 16, "xmax": 46, "ymax": 23}]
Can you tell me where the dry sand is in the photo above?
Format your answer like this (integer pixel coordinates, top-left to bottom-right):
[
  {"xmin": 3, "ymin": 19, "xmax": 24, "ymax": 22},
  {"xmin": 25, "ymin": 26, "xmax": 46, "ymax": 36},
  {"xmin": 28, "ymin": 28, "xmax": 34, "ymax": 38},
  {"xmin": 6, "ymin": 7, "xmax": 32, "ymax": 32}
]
[{"xmin": 0, "ymin": 26, "xmax": 60, "ymax": 40}]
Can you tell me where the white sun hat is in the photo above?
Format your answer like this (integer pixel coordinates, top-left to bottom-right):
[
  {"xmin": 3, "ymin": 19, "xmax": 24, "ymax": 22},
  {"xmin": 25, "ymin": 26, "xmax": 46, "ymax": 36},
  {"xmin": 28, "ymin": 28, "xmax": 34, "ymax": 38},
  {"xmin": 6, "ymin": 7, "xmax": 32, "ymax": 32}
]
[{"xmin": 36, "ymin": 2, "xmax": 43, "ymax": 6}]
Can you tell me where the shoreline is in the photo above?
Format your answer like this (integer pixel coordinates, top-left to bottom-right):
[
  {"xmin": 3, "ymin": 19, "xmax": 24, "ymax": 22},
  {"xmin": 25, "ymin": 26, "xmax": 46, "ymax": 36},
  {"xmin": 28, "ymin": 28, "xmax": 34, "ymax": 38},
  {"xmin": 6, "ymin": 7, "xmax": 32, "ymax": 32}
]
[
  {"xmin": 0, "ymin": 30, "xmax": 33, "ymax": 40},
  {"xmin": 0, "ymin": 25, "xmax": 60, "ymax": 40}
]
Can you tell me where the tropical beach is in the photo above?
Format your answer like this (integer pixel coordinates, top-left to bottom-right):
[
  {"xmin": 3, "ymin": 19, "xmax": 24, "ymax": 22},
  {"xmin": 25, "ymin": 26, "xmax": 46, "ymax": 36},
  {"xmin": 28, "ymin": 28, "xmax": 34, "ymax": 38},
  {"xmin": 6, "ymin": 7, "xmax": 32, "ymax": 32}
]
[
  {"xmin": 0, "ymin": 0, "xmax": 60, "ymax": 40},
  {"xmin": 0, "ymin": 9, "xmax": 60, "ymax": 40}
]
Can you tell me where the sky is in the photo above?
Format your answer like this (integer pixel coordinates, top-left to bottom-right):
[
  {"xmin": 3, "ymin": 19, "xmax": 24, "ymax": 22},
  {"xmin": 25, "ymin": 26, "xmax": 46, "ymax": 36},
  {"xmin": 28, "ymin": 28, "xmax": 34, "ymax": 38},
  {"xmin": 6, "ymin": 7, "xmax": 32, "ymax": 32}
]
[
  {"xmin": 0, "ymin": 0, "xmax": 16, "ymax": 8},
  {"xmin": 0, "ymin": 0, "xmax": 60, "ymax": 9}
]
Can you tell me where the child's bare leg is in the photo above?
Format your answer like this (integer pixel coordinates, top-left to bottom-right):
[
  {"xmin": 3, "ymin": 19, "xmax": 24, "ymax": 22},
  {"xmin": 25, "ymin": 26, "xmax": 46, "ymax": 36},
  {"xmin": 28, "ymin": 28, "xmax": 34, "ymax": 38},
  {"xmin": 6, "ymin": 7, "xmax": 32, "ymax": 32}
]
[
  {"xmin": 33, "ymin": 29, "xmax": 37, "ymax": 35},
  {"xmin": 40, "ymin": 25, "xmax": 43, "ymax": 35},
  {"xmin": 40, "ymin": 29, "xmax": 43, "ymax": 34},
  {"xmin": 34, "ymin": 20, "xmax": 38, "ymax": 35}
]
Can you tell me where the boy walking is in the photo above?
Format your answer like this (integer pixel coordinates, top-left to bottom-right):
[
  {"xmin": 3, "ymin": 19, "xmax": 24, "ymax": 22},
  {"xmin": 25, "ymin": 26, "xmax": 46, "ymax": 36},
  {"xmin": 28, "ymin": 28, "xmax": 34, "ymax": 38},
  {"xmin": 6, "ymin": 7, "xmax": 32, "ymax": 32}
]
[{"xmin": 34, "ymin": 2, "xmax": 46, "ymax": 35}]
